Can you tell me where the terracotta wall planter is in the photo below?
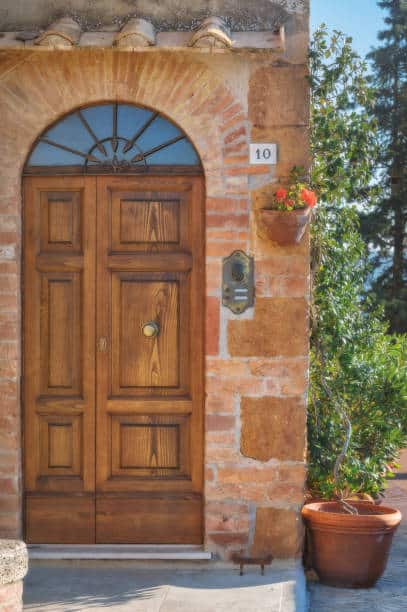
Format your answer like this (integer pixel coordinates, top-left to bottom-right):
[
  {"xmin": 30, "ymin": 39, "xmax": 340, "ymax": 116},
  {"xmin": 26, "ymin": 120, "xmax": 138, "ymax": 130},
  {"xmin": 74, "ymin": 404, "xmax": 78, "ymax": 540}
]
[
  {"xmin": 256, "ymin": 207, "xmax": 311, "ymax": 245},
  {"xmin": 302, "ymin": 501, "xmax": 402, "ymax": 588}
]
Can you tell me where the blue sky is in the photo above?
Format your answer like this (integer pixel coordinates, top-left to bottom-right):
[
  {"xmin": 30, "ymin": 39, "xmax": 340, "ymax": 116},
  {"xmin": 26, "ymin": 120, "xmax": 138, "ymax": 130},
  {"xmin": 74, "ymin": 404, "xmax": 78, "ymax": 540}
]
[{"xmin": 311, "ymin": 0, "xmax": 386, "ymax": 57}]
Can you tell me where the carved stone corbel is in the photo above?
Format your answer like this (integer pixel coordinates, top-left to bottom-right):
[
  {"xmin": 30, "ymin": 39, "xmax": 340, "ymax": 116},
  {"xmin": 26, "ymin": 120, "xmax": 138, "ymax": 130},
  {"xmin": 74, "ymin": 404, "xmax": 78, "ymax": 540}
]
[
  {"xmin": 35, "ymin": 17, "xmax": 81, "ymax": 48},
  {"xmin": 188, "ymin": 17, "xmax": 233, "ymax": 49},
  {"xmin": 114, "ymin": 18, "xmax": 156, "ymax": 48}
]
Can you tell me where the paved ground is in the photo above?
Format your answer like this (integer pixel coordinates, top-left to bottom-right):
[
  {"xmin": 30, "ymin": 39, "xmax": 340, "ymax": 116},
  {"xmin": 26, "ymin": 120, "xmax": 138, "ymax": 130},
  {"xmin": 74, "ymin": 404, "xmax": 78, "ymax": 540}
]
[
  {"xmin": 23, "ymin": 456, "xmax": 407, "ymax": 611},
  {"xmin": 308, "ymin": 464, "xmax": 407, "ymax": 612},
  {"xmin": 24, "ymin": 562, "xmax": 306, "ymax": 612}
]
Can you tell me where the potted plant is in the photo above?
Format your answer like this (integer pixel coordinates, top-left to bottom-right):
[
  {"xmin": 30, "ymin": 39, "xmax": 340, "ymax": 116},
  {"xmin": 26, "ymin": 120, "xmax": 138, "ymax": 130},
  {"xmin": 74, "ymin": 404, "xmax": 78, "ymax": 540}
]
[
  {"xmin": 256, "ymin": 167, "xmax": 317, "ymax": 245},
  {"xmin": 302, "ymin": 202, "xmax": 407, "ymax": 588}
]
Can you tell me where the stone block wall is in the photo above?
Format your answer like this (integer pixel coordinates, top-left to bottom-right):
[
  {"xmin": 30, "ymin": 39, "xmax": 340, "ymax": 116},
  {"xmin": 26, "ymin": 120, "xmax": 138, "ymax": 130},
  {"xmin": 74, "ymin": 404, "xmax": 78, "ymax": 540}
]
[
  {"xmin": 0, "ymin": 540, "xmax": 27, "ymax": 611},
  {"xmin": 204, "ymin": 42, "xmax": 310, "ymax": 560},
  {"xmin": 0, "ymin": 7, "xmax": 309, "ymax": 560}
]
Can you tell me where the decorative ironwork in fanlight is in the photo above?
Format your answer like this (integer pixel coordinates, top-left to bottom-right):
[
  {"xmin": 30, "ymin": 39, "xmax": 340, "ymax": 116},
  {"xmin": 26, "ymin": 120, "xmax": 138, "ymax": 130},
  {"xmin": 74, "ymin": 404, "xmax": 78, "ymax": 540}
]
[{"xmin": 26, "ymin": 103, "xmax": 200, "ymax": 172}]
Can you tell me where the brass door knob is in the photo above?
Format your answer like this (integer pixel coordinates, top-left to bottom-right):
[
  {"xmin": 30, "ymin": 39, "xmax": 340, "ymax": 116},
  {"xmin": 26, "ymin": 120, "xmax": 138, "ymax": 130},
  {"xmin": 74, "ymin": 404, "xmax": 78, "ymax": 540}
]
[{"xmin": 142, "ymin": 321, "xmax": 160, "ymax": 338}]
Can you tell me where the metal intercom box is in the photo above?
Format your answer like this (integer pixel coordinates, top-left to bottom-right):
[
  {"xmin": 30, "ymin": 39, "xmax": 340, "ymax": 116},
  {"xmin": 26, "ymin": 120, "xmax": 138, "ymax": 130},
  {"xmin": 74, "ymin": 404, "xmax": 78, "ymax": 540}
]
[{"xmin": 222, "ymin": 250, "xmax": 254, "ymax": 314}]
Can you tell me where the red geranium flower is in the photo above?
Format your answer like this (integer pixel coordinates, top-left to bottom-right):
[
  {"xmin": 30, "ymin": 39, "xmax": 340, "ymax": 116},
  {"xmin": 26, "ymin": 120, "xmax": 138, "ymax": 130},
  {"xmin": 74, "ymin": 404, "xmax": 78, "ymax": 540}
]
[
  {"xmin": 300, "ymin": 188, "xmax": 317, "ymax": 208},
  {"xmin": 275, "ymin": 188, "xmax": 287, "ymax": 201}
]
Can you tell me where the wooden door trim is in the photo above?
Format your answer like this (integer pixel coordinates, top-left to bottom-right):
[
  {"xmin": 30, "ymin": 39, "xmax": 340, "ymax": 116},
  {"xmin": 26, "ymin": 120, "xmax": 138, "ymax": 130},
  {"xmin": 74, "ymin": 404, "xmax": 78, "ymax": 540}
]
[
  {"xmin": 24, "ymin": 165, "xmax": 203, "ymax": 177},
  {"xmin": 106, "ymin": 253, "xmax": 193, "ymax": 272}
]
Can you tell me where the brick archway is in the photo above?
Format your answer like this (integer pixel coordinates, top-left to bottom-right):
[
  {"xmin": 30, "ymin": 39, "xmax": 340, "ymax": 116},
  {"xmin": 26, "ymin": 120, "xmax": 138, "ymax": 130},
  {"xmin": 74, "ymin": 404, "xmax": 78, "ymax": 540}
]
[{"xmin": 0, "ymin": 50, "xmax": 251, "ymax": 545}]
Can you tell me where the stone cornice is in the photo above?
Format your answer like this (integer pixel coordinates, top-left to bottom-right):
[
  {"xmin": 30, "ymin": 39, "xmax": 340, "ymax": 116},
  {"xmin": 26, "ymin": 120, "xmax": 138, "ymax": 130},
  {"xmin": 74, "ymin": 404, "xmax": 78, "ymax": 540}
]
[{"xmin": 0, "ymin": 28, "xmax": 286, "ymax": 53}]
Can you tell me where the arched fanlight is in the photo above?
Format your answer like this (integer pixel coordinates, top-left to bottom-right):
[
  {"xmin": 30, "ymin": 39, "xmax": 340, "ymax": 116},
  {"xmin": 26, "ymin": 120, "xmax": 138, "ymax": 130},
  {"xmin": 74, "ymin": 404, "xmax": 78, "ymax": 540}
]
[{"xmin": 26, "ymin": 103, "xmax": 200, "ymax": 173}]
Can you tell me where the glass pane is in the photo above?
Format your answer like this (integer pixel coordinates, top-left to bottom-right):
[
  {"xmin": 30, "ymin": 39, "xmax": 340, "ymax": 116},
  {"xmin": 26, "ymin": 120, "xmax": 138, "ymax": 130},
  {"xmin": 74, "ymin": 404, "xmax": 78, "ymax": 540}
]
[
  {"xmin": 28, "ymin": 141, "xmax": 85, "ymax": 166},
  {"xmin": 81, "ymin": 104, "xmax": 114, "ymax": 142},
  {"xmin": 117, "ymin": 105, "xmax": 154, "ymax": 141},
  {"xmin": 27, "ymin": 104, "xmax": 200, "ymax": 168},
  {"xmin": 147, "ymin": 140, "xmax": 200, "ymax": 165},
  {"xmin": 137, "ymin": 116, "xmax": 182, "ymax": 153},
  {"xmin": 44, "ymin": 113, "xmax": 94, "ymax": 154}
]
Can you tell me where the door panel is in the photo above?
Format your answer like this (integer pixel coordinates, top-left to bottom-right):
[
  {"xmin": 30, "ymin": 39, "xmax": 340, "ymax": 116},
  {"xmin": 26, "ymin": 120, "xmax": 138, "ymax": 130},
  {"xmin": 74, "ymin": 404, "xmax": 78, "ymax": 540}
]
[
  {"xmin": 24, "ymin": 177, "xmax": 96, "ymax": 543},
  {"xmin": 111, "ymin": 272, "xmax": 190, "ymax": 394},
  {"xmin": 24, "ymin": 174, "xmax": 204, "ymax": 545},
  {"xmin": 39, "ymin": 190, "xmax": 82, "ymax": 253},
  {"xmin": 26, "ymin": 496, "xmax": 95, "ymax": 544},
  {"xmin": 110, "ymin": 190, "xmax": 189, "ymax": 252},
  {"xmin": 39, "ymin": 272, "xmax": 82, "ymax": 395},
  {"xmin": 110, "ymin": 413, "xmax": 190, "ymax": 478},
  {"xmin": 117, "ymin": 277, "xmax": 180, "ymax": 389},
  {"xmin": 96, "ymin": 495, "xmax": 202, "ymax": 545},
  {"xmin": 38, "ymin": 413, "xmax": 82, "ymax": 477},
  {"xmin": 95, "ymin": 176, "xmax": 204, "ymax": 543}
]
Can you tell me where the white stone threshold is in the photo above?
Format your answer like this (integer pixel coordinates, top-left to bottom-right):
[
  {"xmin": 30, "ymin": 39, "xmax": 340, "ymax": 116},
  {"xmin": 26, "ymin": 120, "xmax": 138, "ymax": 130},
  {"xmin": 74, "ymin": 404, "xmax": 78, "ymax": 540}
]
[{"xmin": 28, "ymin": 544, "xmax": 213, "ymax": 561}]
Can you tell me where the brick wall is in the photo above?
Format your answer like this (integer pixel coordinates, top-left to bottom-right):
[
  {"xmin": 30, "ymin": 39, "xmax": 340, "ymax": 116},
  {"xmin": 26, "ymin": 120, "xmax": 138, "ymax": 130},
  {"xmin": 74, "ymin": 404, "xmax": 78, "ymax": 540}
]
[{"xmin": 0, "ymin": 45, "xmax": 309, "ymax": 560}]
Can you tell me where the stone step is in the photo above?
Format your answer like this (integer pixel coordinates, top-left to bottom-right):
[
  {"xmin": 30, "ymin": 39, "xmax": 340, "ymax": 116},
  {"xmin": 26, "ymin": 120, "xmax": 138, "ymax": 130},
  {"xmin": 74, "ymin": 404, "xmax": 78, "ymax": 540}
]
[
  {"xmin": 28, "ymin": 544, "xmax": 213, "ymax": 560},
  {"xmin": 28, "ymin": 544, "xmax": 212, "ymax": 561}
]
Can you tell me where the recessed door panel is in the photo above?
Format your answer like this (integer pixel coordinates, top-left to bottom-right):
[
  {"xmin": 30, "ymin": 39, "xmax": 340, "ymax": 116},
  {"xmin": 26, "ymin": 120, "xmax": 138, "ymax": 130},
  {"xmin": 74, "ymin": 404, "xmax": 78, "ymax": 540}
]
[
  {"xmin": 119, "ymin": 198, "xmax": 180, "ymax": 245},
  {"xmin": 120, "ymin": 278, "xmax": 179, "ymax": 387},
  {"xmin": 111, "ymin": 272, "xmax": 190, "ymax": 394},
  {"xmin": 40, "ymin": 273, "xmax": 82, "ymax": 395},
  {"xmin": 111, "ymin": 190, "xmax": 188, "ymax": 252},
  {"xmin": 110, "ymin": 413, "xmax": 190, "ymax": 478},
  {"xmin": 38, "ymin": 413, "xmax": 83, "ymax": 477},
  {"xmin": 40, "ymin": 190, "xmax": 82, "ymax": 252}
]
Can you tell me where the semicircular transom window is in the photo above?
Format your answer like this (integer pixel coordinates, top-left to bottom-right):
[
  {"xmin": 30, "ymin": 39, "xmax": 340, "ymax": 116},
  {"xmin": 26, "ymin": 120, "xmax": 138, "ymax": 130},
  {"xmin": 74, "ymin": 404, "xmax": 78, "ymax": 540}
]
[{"xmin": 26, "ymin": 103, "xmax": 201, "ymax": 173}]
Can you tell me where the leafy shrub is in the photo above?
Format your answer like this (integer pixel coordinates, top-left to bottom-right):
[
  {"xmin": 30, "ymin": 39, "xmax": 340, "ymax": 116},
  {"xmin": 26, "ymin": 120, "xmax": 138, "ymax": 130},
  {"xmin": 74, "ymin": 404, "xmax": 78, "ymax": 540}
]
[
  {"xmin": 308, "ymin": 205, "xmax": 407, "ymax": 499},
  {"xmin": 308, "ymin": 27, "xmax": 407, "ymax": 500}
]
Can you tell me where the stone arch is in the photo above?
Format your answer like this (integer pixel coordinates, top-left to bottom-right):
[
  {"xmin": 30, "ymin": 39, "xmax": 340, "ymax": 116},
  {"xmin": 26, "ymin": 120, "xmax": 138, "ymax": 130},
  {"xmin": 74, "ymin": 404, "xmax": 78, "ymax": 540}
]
[{"xmin": 0, "ymin": 51, "xmax": 249, "ymax": 201}]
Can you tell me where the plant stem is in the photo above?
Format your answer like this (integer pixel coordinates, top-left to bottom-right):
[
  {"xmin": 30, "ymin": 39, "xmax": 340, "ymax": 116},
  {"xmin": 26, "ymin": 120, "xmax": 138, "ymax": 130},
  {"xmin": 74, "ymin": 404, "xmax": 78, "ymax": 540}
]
[{"xmin": 310, "ymin": 230, "xmax": 356, "ymax": 513}]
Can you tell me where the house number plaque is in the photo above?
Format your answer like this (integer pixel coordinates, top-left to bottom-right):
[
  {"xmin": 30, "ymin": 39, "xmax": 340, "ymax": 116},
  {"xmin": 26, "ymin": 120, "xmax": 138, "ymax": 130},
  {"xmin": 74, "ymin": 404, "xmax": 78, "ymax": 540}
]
[
  {"xmin": 249, "ymin": 143, "xmax": 278, "ymax": 165},
  {"xmin": 222, "ymin": 250, "xmax": 254, "ymax": 314}
]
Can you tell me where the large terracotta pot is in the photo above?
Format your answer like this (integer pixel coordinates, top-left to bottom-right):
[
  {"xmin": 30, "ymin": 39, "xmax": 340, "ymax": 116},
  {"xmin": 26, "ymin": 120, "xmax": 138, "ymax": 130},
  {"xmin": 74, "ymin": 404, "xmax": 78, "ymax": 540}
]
[
  {"xmin": 302, "ymin": 501, "xmax": 401, "ymax": 588},
  {"xmin": 255, "ymin": 207, "xmax": 311, "ymax": 245}
]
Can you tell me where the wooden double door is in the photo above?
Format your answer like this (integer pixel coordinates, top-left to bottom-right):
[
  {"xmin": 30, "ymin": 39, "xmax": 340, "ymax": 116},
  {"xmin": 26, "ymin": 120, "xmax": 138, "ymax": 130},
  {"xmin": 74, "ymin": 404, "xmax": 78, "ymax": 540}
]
[{"xmin": 23, "ymin": 175, "xmax": 204, "ymax": 544}]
